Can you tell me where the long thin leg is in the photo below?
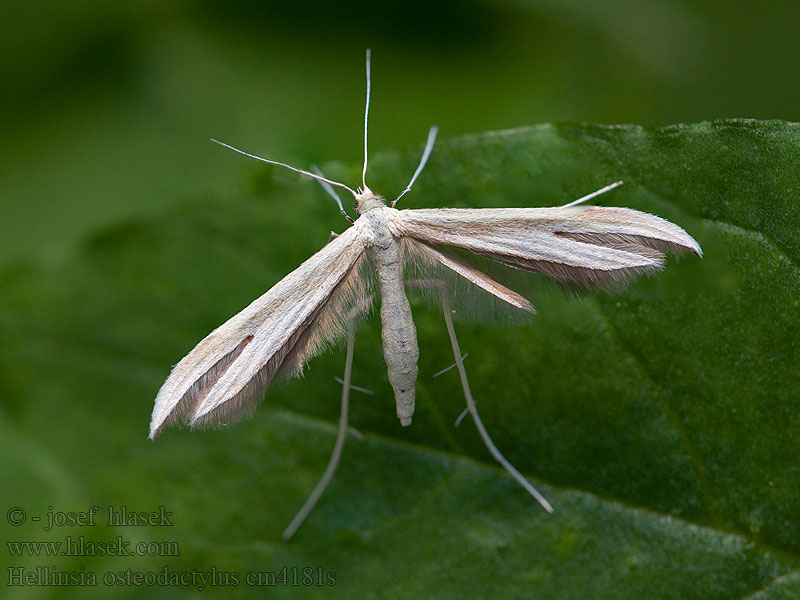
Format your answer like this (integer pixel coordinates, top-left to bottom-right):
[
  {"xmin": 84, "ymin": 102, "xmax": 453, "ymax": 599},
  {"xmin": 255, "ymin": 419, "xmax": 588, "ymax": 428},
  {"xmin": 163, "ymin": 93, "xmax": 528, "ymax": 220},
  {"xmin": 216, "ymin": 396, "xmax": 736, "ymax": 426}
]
[
  {"xmin": 432, "ymin": 353, "xmax": 467, "ymax": 378},
  {"xmin": 436, "ymin": 288, "xmax": 555, "ymax": 513},
  {"xmin": 334, "ymin": 376, "xmax": 374, "ymax": 395},
  {"xmin": 282, "ymin": 326, "xmax": 357, "ymax": 540}
]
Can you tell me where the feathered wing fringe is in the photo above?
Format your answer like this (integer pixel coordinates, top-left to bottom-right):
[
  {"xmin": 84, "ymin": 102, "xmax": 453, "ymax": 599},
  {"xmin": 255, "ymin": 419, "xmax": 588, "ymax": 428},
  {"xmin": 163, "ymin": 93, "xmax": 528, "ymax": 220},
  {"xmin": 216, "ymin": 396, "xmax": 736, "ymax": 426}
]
[
  {"xmin": 279, "ymin": 252, "xmax": 375, "ymax": 379},
  {"xmin": 149, "ymin": 224, "xmax": 369, "ymax": 438},
  {"xmin": 397, "ymin": 205, "xmax": 701, "ymax": 289},
  {"xmin": 404, "ymin": 238, "xmax": 534, "ymax": 312}
]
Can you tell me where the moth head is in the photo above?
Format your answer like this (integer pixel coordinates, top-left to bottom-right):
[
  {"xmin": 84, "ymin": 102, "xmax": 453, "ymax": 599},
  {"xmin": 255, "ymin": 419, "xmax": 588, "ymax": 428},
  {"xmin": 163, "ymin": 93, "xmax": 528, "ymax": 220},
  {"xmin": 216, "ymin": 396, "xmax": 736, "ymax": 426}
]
[{"xmin": 355, "ymin": 187, "xmax": 387, "ymax": 215}]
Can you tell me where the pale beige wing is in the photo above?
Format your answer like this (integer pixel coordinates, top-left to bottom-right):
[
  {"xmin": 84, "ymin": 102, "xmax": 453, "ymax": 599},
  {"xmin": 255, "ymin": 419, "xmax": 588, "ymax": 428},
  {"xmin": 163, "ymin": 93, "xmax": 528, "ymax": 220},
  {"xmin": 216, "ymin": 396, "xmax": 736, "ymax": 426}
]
[
  {"xmin": 396, "ymin": 206, "xmax": 701, "ymax": 289},
  {"xmin": 406, "ymin": 239, "xmax": 533, "ymax": 312},
  {"xmin": 149, "ymin": 223, "xmax": 370, "ymax": 438}
]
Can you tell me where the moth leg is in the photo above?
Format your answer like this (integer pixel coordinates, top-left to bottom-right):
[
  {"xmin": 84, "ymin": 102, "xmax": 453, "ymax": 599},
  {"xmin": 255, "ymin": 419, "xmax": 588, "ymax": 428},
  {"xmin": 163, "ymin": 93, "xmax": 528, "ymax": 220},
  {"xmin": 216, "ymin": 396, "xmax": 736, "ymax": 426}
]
[
  {"xmin": 282, "ymin": 324, "xmax": 357, "ymax": 540},
  {"xmin": 431, "ymin": 353, "xmax": 470, "ymax": 427},
  {"xmin": 432, "ymin": 353, "xmax": 468, "ymax": 378},
  {"xmin": 560, "ymin": 180, "xmax": 623, "ymax": 208},
  {"xmin": 282, "ymin": 293, "xmax": 376, "ymax": 539},
  {"xmin": 407, "ymin": 278, "xmax": 555, "ymax": 513},
  {"xmin": 334, "ymin": 376, "xmax": 374, "ymax": 396},
  {"xmin": 334, "ymin": 376, "xmax": 371, "ymax": 439}
]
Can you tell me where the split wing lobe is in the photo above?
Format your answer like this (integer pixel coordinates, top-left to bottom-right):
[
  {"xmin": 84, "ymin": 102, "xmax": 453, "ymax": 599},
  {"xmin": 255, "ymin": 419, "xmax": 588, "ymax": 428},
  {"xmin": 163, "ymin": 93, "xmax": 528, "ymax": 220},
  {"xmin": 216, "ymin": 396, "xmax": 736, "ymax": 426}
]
[
  {"xmin": 149, "ymin": 224, "xmax": 368, "ymax": 438},
  {"xmin": 396, "ymin": 205, "xmax": 701, "ymax": 291}
]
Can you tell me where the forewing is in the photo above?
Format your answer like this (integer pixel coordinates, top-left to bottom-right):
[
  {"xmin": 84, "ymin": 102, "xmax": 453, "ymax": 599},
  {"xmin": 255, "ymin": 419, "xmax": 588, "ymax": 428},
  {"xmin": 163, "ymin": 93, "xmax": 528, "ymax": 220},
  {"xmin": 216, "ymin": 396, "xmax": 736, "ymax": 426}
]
[
  {"xmin": 149, "ymin": 224, "xmax": 369, "ymax": 437},
  {"xmin": 397, "ymin": 206, "xmax": 701, "ymax": 289}
]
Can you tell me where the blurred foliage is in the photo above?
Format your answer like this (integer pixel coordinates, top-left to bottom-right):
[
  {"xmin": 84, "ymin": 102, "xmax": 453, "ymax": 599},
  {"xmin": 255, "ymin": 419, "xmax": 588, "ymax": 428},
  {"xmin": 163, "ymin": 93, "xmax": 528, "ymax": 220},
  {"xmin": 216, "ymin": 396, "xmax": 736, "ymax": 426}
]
[
  {"xmin": 1, "ymin": 1, "xmax": 800, "ymax": 598},
  {"xmin": 2, "ymin": 121, "xmax": 800, "ymax": 598},
  {"xmin": 3, "ymin": 0, "xmax": 800, "ymax": 264}
]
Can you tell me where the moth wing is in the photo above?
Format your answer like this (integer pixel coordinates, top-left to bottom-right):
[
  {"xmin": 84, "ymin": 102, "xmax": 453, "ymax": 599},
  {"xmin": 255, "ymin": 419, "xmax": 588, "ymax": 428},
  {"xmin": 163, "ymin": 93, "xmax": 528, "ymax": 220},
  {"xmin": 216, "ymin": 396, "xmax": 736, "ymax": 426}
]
[
  {"xmin": 403, "ymin": 238, "xmax": 534, "ymax": 314},
  {"xmin": 396, "ymin": 206, "xmax": 701, "ymax": 290},
  {"xmin": 150, "ymin": 223, "xmax": 370, "ymax": 438}
]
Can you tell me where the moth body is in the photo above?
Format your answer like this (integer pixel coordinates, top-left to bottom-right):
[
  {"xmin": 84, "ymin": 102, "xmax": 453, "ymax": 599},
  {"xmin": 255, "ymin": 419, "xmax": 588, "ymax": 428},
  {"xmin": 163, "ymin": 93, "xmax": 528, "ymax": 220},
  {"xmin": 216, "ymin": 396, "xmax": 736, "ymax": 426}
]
[{"xmin": 357, "ymin": 189, "xmax": 419, "ymax": 426}]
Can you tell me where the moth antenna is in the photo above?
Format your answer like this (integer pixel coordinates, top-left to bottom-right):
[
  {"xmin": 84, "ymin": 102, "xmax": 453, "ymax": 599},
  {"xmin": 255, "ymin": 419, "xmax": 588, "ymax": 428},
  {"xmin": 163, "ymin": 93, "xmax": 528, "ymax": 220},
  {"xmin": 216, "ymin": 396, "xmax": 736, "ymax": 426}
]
[
  {"xmin": 282, "ymin": 325, "xmax": 357, "ymax": 540},
  {"xmin": 561, "ymin": 180, "xmax": 624, "ymax": 208},
  {"xmin": 210, "ymin": 138, "xmax": 358, "ymax": 199},
  {"xmin": 311, "ymin": 165, "xmax": 355, "ymax": 223},
  {"xmin": 392, "ymin": 125, "xmax": 439, "ymax": 207},
  {"xmin": 361, "ymin": 48, "xmax": 372, "ymax": 191}
]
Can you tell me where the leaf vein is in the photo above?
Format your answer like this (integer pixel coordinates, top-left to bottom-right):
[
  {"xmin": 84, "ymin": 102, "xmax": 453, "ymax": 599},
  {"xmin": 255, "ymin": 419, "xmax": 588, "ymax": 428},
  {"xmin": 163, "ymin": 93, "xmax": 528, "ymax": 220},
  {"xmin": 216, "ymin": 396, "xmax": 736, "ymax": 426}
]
[
  {"xmin": 740, "ymin": 568, "xmax": 800, "ymax": 600},
  {"xmin": 589, "ymin": 296, "xmax": 717, "ymax": 521}
]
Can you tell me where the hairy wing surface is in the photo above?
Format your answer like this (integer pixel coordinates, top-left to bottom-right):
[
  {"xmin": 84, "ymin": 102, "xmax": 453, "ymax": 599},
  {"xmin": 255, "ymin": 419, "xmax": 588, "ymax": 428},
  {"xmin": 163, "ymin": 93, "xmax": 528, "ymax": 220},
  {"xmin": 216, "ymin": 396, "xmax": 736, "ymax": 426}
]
[
  {"xmin": 150, "ymin": 224, "xmax": 369, "ymax": 437},
  {"xmin": 397, "ymin": 206, "xmax": 701, "ymax": 289}
]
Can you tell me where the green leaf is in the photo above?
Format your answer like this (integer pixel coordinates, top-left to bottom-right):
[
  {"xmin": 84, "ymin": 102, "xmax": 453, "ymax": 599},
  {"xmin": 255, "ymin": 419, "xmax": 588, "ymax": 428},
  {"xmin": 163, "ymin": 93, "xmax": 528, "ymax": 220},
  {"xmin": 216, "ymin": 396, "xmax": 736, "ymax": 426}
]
[{"xmin": 1, "ymin": 119, "xmax": 798, "ymax": 598}]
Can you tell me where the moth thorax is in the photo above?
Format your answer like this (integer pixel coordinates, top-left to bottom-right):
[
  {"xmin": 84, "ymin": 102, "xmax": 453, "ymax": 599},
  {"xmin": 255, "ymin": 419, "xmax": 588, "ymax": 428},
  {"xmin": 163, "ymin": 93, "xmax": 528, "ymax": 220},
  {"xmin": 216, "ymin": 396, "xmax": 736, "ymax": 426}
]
[{"xmin": 355, "ymin": 189, "xmax": 387, "ymax": 214}]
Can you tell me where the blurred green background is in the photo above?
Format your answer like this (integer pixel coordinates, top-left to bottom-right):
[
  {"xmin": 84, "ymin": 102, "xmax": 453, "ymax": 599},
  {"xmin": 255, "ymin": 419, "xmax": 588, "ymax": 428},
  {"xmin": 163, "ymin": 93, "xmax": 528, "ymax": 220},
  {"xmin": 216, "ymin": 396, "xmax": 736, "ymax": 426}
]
[
  {"xmin": 3, "ymin": 0, "xmax": 800, "ymax": 267},
  {"xmin": 2, "ymin": 1, "xmax": 800, "ymax": 598}
]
